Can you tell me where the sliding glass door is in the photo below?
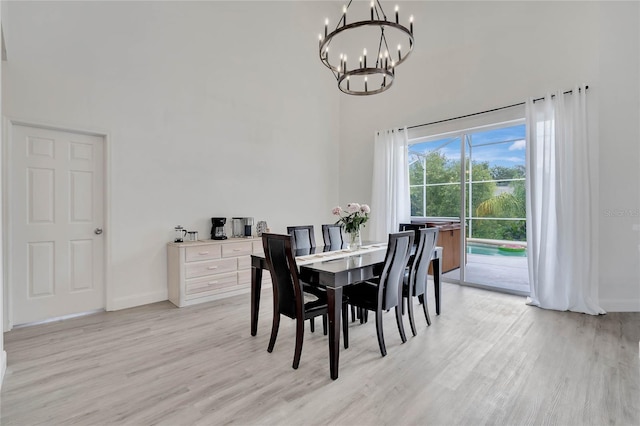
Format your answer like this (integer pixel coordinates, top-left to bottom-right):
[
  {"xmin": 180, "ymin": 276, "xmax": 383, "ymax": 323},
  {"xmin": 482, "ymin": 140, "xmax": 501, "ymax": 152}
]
[
  {"xmin": 410, "ymin": 136, "xmax": 462, "ymax": 219},
  {"xmin": 409, "ymin": 120, "xmax": 529, "ymax": 295}
]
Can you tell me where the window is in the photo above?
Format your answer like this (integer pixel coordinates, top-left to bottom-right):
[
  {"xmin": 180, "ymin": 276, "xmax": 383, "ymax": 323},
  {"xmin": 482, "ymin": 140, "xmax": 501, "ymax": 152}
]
[
  {"xmin": 409, "ymin": 136, "xmax": 462, "ymax": 218},
  {"xmin": 409, "ymin": 122, "xmax": 527, "ymax": 242}
]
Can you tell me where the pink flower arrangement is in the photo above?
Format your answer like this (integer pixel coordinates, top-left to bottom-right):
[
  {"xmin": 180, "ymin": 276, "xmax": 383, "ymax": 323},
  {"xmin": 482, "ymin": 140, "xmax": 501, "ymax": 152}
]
[{"xmin": 332, "ymin": 203, "xmax": 370, "ymax": 233}]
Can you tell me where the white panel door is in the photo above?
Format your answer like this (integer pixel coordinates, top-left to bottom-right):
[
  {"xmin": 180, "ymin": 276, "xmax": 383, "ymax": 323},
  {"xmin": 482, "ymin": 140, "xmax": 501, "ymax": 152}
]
[{"xmin": 10, "ymin": 125, "xmax": 104, "ymax": 325}]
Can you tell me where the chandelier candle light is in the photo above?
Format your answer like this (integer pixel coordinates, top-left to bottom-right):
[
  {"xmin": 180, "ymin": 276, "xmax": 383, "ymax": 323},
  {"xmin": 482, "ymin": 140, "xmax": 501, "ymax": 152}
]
[
  {"xmin": 319, "ymin": 1, "xmax": 415, "ymax": 95},
  {"xmin": 332, "ymin": 203, "xmax": 370, "ymax": 250}
]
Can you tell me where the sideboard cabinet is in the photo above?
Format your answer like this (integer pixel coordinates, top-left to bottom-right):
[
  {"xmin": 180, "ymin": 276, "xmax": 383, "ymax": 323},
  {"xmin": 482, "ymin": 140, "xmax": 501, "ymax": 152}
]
[
  {"xmin": 167, "ymin": 237, "xmax": 270, "ymax": 307},
  {"xmin": 412, "ymin": 220, "xmax": 462, "ymax": 273},
  {"xmin": 432, "ymin": 223, "xmax": 461, "ymax": 273}
]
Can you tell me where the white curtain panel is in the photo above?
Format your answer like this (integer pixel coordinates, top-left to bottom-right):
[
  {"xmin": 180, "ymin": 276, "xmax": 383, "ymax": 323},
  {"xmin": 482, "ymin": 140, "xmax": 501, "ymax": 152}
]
[
  {"xmin": 525, "ymin": 86, "xmax": 605, "ymax": 315},
  {"xmin": 371, "ymin": 128, "xmax": 411, "ymax": 241}
]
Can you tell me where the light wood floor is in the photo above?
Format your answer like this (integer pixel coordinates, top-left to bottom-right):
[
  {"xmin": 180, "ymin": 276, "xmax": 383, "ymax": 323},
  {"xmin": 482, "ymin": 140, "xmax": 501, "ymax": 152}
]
[{"xmin": 2, "ymin": 283, "xmax": 639, "ymax": 425}]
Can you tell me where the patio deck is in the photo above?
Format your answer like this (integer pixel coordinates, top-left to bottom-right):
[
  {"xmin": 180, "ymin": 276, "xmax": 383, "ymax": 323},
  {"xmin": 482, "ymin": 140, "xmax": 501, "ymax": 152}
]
[{"xmin": 443, "ymin": 253, "xmax": 530, "ymax": 294}]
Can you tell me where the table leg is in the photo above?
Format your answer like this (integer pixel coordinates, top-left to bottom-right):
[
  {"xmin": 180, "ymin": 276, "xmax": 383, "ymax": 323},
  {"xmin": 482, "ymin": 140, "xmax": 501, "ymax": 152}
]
[
  {"xmin": 327, "ymin": 286, "xmax": 343, "ymax": 380},
  {"xmin": 433, "ymin": 258, "xmax": 441, "ymax": 315},
  {"xmin": 251, "ymin": 266, "xmax": 263, "ymax": 336}
]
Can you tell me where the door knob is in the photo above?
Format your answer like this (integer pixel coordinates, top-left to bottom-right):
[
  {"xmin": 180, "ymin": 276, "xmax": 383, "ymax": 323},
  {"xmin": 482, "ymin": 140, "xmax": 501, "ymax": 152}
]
[{"xmin": 94, "ymin": 228, "xmax": 103, "ymax": 235}]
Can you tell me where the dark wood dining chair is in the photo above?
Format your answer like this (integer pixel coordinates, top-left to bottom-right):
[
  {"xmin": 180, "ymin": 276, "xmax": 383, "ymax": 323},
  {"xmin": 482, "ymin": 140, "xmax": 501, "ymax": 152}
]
[
  {"xmin": 344, "ymin": 231, "xmax": 414, "ymax": 357},
  {"xmin": 286, "ymin": 225, "xmax": 316, "ymax": 251},
  {"xmin": 403, "ymin": 227, "xmax": 439, "ymax": 336},
  {"xmin": 399, "ymin": 223, "xmax": 427, "ymax": 299},
  {"xmin": 322, "ymin": 224, "xmax": 344, "ymax": 249},
  {"xmin": 262, "ymin": 233, "xmax": 348, "ymax": 369},
  {"xmin": 286, "ymin": 225, "xmax": 327, "ymax": 332}
]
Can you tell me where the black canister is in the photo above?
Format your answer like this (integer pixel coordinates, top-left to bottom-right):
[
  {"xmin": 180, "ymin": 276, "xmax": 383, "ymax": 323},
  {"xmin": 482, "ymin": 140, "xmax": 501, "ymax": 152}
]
[{"xmin": 243, "ymin": 217, "xmax": 254, "ymax": 237}]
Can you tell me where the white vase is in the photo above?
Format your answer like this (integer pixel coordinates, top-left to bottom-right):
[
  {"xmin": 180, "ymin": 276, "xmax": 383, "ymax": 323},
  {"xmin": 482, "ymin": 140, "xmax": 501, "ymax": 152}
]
[{"xmin": 348, "ymin": 229, "xmax": 362, "ymax": 251}]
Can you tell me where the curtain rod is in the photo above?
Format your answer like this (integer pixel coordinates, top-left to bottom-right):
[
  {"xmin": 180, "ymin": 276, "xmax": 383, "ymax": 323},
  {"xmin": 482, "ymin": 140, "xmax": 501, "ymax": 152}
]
[{"xmin": 406, "ymin": 85, "xmax": 589, "ymax": 131}]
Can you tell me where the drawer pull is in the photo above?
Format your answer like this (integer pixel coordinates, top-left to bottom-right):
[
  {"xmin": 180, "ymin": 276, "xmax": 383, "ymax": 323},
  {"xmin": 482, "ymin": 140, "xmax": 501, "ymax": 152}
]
[
  {"xmin": 233, "ymin": 248, "xmax": 243, "ymax": 252},
  {"xmin": 207, "ymin": 266, "xmax": 218, "ymax": 270},
  {"xmin": 208, "ymin": 281, "xmax": 218, "ymax": 285},
  {"xmin": 198, "ymin": 251, "xmax": 209, "ymax": 255}
]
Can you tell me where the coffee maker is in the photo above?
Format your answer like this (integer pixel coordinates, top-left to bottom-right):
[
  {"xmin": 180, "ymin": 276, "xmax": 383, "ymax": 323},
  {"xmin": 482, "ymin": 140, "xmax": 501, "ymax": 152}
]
[{"xmin": 211, "ymin": 217, "xmax": 227, "ymax": 240}]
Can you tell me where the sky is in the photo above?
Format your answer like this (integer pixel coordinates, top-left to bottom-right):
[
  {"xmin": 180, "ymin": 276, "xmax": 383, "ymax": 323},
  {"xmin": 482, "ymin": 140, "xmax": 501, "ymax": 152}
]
[{"xmin": 410, "ymin": 124, "xmax": 526, "ymax": 168}]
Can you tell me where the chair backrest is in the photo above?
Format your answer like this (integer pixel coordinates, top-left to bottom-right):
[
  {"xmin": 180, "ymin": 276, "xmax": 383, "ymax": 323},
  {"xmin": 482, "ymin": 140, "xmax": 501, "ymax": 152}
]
[
  {"xmin": 286, "ymin": 225, "xmax": 316, "ymax": 250},
  {"xmin": 322, "ymin": 224, "xmax": 344, "ymax": 249},
  {"xmin": 262, "ymin": 233, "xmax": 303, "ymax": 319},
  {"xmin": 409, "ymin": 227, "xmax": 439, "ymax": 297},
  {"xmin": 399, "ymin": 223, "xmax": 426, "ymax": 247},
  {"xmin": 378, "ymin": 231, "xmax": 414, "ymax": 310}
]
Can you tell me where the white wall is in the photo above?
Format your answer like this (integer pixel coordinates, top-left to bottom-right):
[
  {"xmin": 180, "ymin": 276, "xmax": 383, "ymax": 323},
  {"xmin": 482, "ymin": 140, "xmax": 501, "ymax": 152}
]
[
  {"xmin": 2, "ymin": 1, "xmax": 341, "ymax": 312},
  {"xmin": 338, "ymin": 1, "xmax": 640, "ymax": 311},
  {"xmin": 595, "ymin": 1, "xmax": 640, "ymax": 311},
  {"xmin": 0, "ymin": 0, "xmax": 6, "ymax": 386}
]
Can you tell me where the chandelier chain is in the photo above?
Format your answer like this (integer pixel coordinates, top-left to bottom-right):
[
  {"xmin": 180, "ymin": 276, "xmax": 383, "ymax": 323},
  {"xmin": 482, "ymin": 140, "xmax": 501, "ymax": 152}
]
[{"xmin": 375, "ymin": 0, "xmax": 388, "ymax": 21}]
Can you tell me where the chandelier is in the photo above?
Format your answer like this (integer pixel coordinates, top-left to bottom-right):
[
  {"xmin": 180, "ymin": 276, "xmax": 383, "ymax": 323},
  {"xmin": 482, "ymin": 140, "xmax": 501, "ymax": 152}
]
[{"xmin": 319, "ymin": 1, "xmax": 415, "ymax": 96}]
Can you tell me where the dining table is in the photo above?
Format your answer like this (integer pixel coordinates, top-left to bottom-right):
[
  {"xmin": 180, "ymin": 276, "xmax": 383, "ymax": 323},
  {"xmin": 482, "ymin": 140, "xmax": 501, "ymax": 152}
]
[{"xmin": 250, "ymin": 242, "xmax": 443, "ymax": 380}]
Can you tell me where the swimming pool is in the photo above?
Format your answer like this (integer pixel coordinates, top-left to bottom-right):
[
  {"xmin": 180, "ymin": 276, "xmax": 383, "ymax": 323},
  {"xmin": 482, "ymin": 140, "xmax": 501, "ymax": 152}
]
[{"xmin": 467, "ymin": 242, "xmax": 527, "ymax": 257}]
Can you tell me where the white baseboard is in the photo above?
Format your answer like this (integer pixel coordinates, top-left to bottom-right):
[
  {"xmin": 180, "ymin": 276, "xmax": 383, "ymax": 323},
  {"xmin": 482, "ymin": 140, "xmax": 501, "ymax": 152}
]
[
  {"xmin": 1, "ymin": 350, "xmax": 7, "ymax": 390},
  {"xmin": 109, "ymin": 290, "xmax": 167, "ymax": 311},
  {"xmin": 599, "ymin": 298, "xmax": 640, "ymax": 312}
]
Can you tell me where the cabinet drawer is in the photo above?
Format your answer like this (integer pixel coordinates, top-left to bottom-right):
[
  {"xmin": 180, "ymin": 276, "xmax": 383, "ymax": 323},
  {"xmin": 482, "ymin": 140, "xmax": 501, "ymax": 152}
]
[
  {"xmin": 222, "ymin": 241, "xmax": 252, "ymax": 258},
  {"xmin": 185, "ymin": 272, "xmax": 238, "ymax": 299},
  {"xmin": 185, "ymin": 244, "xmax": 221, "ymax": 262},
  {"xmin": 238, "ymin": 269, "xmax": 251, "ymax": 285},
  {"xmin": 238, "ymin": 255, "xmax": 251, "ymax": 270},
  {"xmin": 185, "ymin": 258, "xmax": 237, "ymax": 279}
]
